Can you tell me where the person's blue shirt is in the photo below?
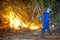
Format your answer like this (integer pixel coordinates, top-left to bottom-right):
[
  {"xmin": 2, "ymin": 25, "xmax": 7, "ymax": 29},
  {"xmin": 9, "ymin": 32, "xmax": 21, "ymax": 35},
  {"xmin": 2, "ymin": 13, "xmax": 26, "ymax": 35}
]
[{"xmin": 43, "ymin": 12, "xmax": 50, "ymax": 23}]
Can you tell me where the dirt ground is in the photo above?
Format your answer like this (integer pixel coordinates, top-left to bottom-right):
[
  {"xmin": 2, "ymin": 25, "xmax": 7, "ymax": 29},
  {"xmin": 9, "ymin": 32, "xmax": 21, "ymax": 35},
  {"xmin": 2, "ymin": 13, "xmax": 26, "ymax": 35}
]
[{"xmin": 0, "ymin": 28, "xmax": 60, "ymax": 40}]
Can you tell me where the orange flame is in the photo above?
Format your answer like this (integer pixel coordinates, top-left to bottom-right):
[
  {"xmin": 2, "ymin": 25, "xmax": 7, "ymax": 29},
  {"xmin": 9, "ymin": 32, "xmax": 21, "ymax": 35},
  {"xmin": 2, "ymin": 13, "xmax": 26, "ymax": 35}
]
[
  {"xmin": 1, "ymin": 7, "xmax": 42, "ymax": 30},
  {"xmin": 9, "ymin": 11, "xmax": 42, "ymax": 30}
]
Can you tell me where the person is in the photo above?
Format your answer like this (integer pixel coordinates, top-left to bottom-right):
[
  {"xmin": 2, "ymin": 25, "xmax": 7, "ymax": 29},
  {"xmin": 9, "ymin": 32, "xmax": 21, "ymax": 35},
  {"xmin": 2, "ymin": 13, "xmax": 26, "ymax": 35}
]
[{"xmin": 40, "ymin": 8, "xmax": 52, "ymax": 38}]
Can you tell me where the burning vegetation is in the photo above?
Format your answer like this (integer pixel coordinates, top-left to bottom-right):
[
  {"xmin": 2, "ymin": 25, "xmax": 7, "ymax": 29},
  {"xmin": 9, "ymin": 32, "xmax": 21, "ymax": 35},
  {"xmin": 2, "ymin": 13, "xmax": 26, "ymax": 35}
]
[
  {"xmin": 0, "ymin": 0, "xmax": 42, "ymax": 30},
  {"xmin": 0, "ymin": 7, "xmax": 42, "ymax": 30}
]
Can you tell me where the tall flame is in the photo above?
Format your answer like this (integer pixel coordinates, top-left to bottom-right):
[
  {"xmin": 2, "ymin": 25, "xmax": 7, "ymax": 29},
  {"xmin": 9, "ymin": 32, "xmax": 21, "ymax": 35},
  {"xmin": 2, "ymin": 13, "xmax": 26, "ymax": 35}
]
[
  {"xmin": 1, "ymin": 7, "xmax": 42, "ymax": 30},
  {"xmin": 9, "ymin": 11, "xmax": 42, "ymax": 30},
  {"xmin": 10, "ymin": 11, "xmax": 22, "ymax": 30}
]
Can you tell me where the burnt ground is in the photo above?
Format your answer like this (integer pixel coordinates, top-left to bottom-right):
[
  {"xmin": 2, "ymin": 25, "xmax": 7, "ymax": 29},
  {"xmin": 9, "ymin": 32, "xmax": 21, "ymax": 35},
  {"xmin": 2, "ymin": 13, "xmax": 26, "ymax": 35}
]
[{"xmin": 0, "ymin": 28, "xmax": 60, "ymax": 40}]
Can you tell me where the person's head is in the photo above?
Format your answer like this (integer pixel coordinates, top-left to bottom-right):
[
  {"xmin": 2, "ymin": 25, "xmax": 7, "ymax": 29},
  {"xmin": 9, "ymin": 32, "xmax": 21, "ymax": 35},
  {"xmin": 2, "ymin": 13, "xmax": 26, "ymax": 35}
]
[{"xmin": 45, "ymin": 8, "xmax": 51, "ymax": 13}]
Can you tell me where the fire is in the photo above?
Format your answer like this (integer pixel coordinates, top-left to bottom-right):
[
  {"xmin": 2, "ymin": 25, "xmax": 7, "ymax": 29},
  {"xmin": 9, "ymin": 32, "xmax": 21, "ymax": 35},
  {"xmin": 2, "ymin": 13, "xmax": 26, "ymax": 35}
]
[
  {"xmin": 13, "ymin": 18, "xmax": 20, "ymax": 29},
  {"xmin": 10, "ymin": 11, "xmax": 22, "ymax": 30},
  {"xmin": 29, "ymin": 23, "xmax": 40, "ymax": 30},
  {"xmin": 1, "ymin": 7, "xmax": 42, "ymax": 30},
  {"xmin": 22, "ymin": 23, "xmax": 28, "ymax": 27},
  {"xmin": 9, "ymin": 11, "xmax": 42, "ymax": 30}
]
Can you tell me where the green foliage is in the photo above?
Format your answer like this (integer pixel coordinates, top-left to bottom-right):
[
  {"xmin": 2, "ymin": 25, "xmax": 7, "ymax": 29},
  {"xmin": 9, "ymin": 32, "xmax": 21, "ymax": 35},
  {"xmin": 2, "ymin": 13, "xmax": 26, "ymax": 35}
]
[
  {"xmin": 33, "ymin": 0, "xmax": 60, "ymax": 23},
  {"xmin": 57, "ymin": 13, "xmax": 60, "ymax": 22}
]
